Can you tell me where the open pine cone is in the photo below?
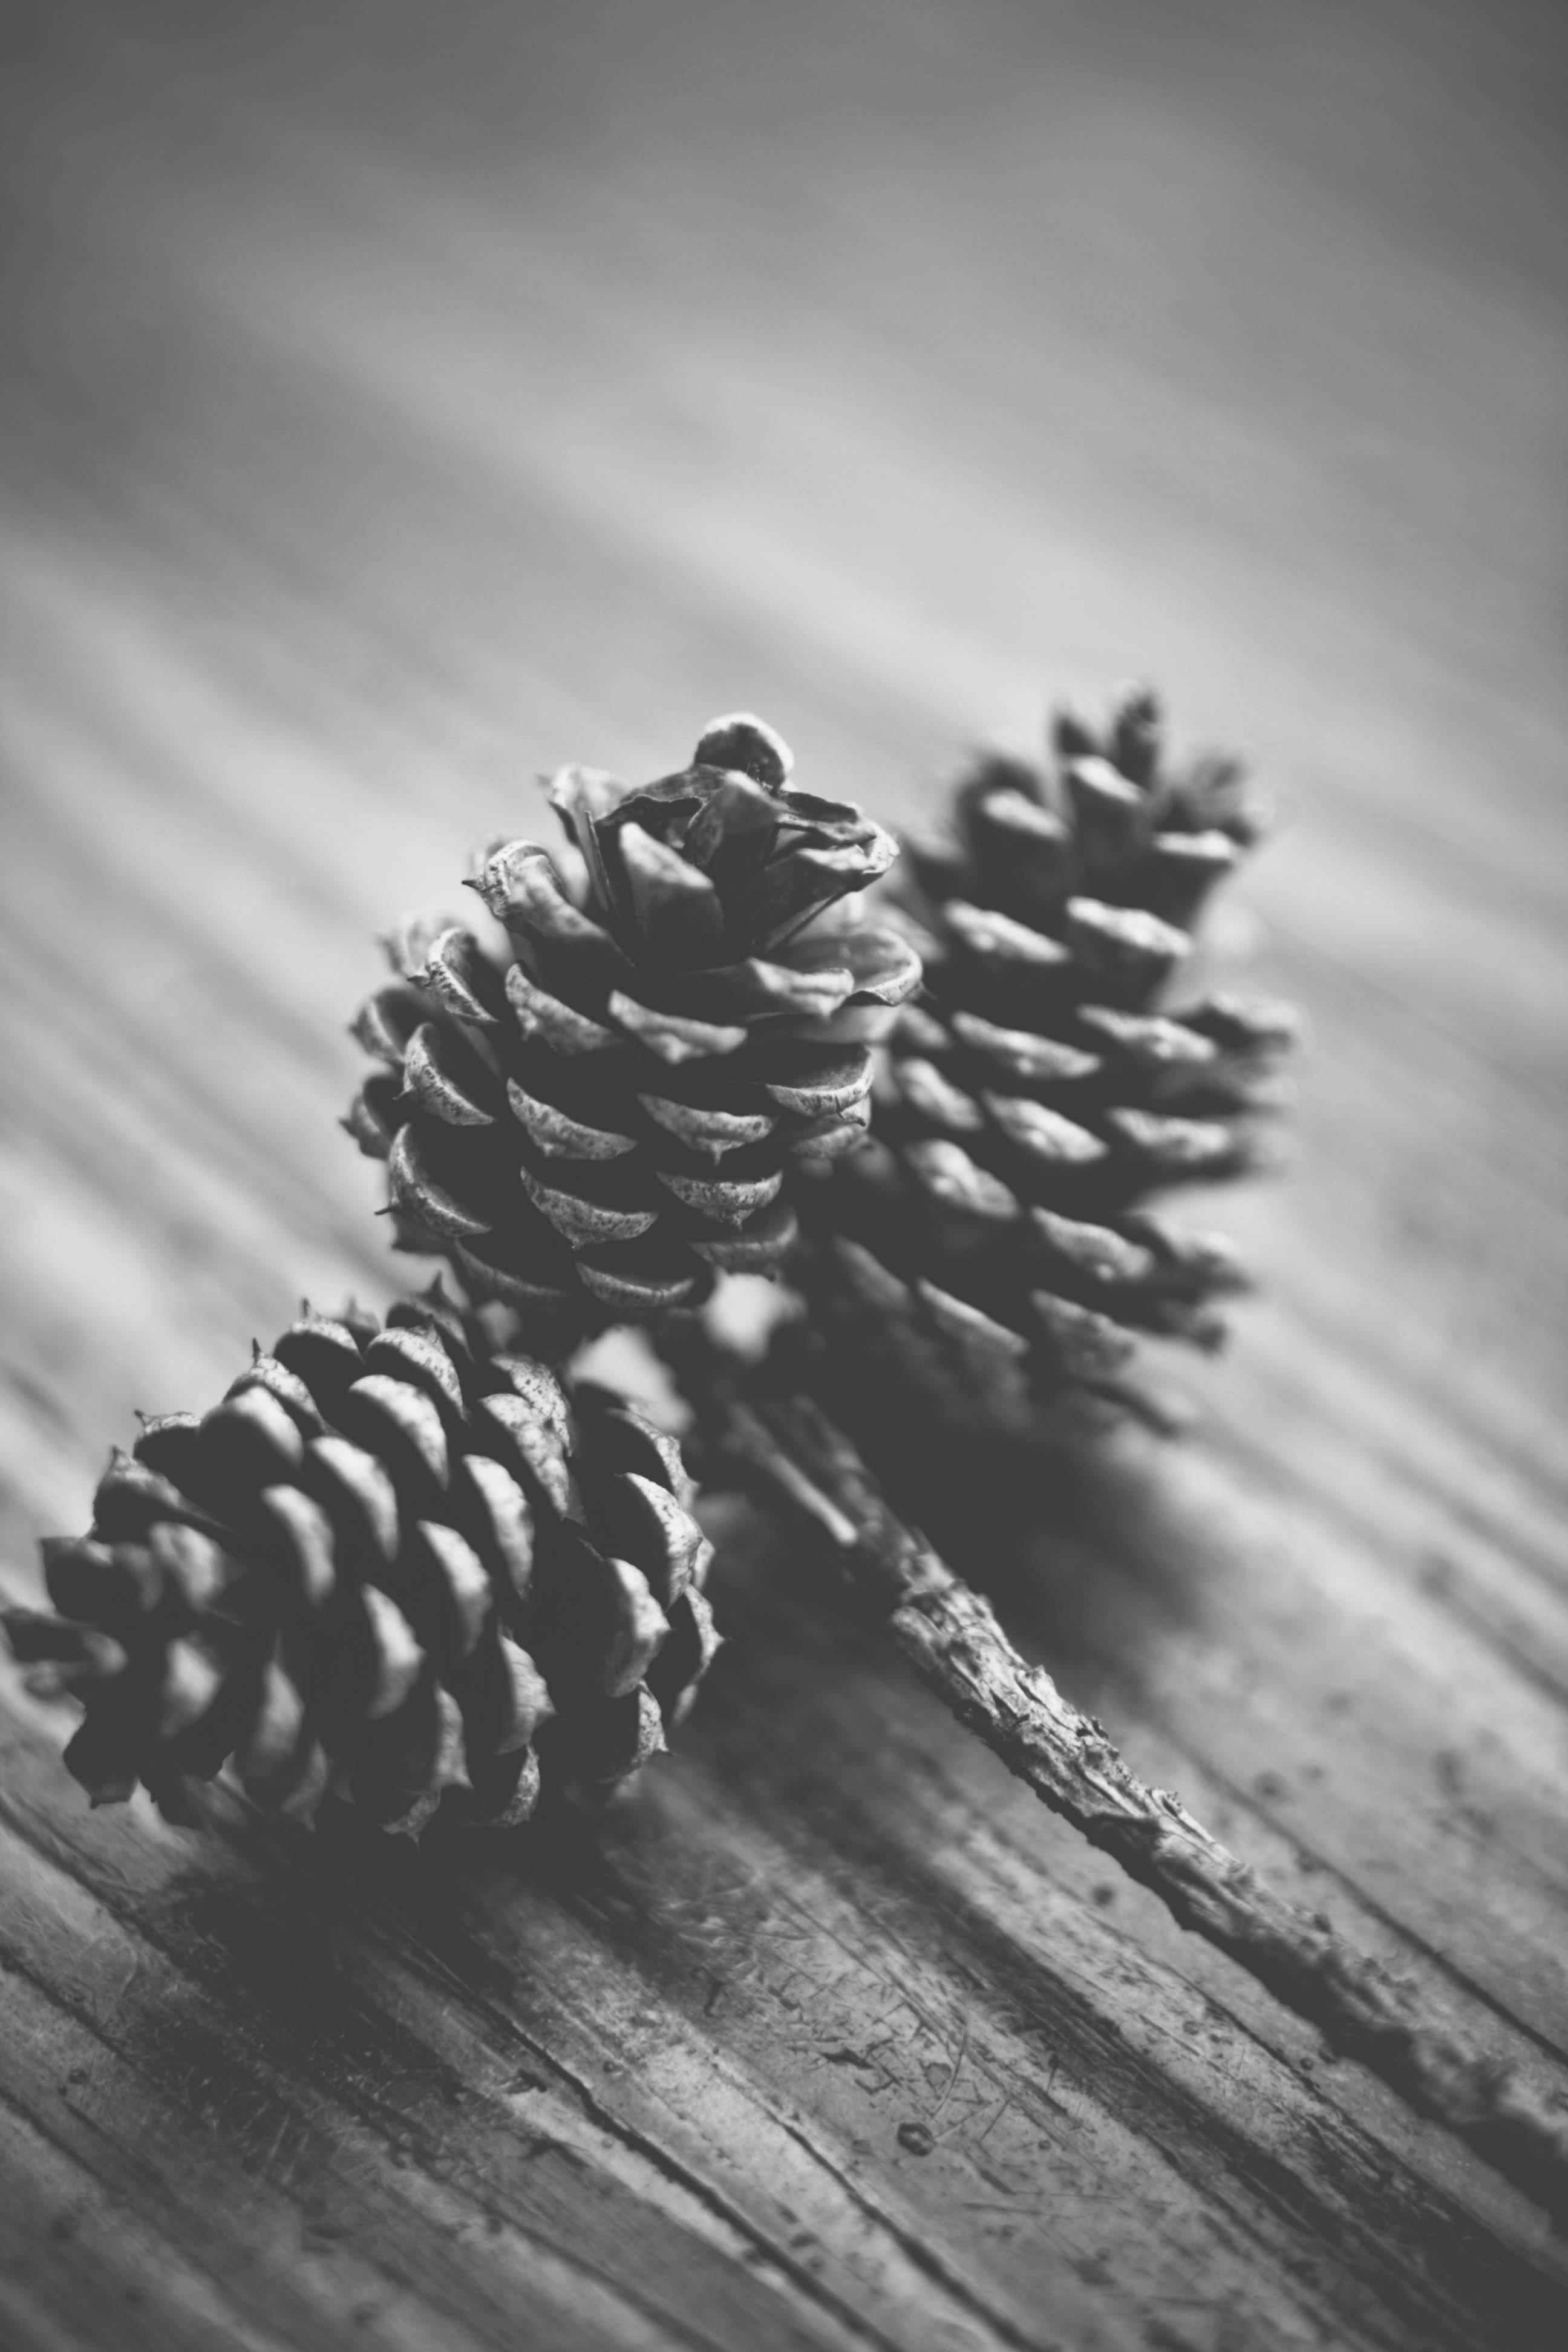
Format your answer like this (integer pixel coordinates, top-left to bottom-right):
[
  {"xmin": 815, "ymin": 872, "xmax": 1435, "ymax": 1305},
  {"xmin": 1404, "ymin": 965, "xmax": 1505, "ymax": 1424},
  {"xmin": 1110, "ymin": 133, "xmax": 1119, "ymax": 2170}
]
[
  {"xmin": 349, "ymin": 717, "xmax": 920, "ymax": 1334},
  {"xmin": 2, "ymin": 1289, "xmax": 717, "ymax": 1837},
  {"xmin": 798, "ymin": 685, "xmax": 1299, "ymax": 1436}
]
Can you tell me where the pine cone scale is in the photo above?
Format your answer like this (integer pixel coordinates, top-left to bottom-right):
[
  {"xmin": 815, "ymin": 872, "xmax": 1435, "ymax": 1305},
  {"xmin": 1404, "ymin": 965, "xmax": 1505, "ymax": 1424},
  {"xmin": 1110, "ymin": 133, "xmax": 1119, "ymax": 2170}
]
[
  {"xmin": 520, "ymin": 1157, "xmax": 664, "ymax": 1249},
  {"xmin": 636, "ymin": 1088, "xmax": 777, "ymax": 1157},
  {"xmin": 686, "ymin": 1194, "xmax": 800, "ymax": 1270},
  {"xmin": 506, "ymin": 963, "xmax": 624, "ymax": 1056},
  {"xmin": 507, "ymin": 1076, "xmax": 638, "ymax": 1160}
]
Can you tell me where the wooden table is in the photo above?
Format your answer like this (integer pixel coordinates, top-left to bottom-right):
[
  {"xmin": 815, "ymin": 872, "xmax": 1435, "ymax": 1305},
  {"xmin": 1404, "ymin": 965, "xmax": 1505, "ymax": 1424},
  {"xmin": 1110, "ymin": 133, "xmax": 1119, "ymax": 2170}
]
[{"xmin": 2, "ymin": 3, "xmax": 1564, "ymax": 2345}]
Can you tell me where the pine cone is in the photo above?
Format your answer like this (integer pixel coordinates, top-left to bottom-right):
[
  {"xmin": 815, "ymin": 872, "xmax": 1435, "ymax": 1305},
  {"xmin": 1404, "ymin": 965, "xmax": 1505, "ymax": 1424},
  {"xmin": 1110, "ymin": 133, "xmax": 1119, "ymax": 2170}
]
[
  {"xmin": 2, "ymin": 1289, "xmax": 719, "ymax": 1837},
  {"xmin": 348, "ymin": 717, "xmax": 920, "ymax": 1333},
  {"xmin": 799, "ymin": 685, "xmax": 1299, "ymax": 1436}
]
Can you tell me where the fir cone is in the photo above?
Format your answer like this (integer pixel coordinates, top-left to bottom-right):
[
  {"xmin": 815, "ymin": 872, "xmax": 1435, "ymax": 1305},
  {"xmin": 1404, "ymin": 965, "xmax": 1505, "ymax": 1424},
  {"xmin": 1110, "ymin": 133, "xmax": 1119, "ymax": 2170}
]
[
  {"xmin": 800, "ymin": 685, "xmax": 1299, "ymax": 1436},
  {"xmin": 348, "ymin": 717, "xmax": 920, "ymax": 1334},
  {"xmin": 2, "ymin": 1289, "xmax": 719, "ymax": 1837}
]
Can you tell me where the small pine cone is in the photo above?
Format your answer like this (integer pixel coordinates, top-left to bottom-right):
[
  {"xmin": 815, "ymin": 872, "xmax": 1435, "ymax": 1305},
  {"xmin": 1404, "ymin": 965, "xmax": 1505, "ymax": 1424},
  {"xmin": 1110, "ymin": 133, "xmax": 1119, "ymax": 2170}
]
[
  {"xmin": 800, "ymin": 684, "xmax": 1301, "ymax": 1436},
  {"xmin": 348, "ymin": 717, "xmax": 920, "ymax": 1333},
  {"xmin": 2, "ymin": 1289, "xmax": 719, "ymax": 1838}
]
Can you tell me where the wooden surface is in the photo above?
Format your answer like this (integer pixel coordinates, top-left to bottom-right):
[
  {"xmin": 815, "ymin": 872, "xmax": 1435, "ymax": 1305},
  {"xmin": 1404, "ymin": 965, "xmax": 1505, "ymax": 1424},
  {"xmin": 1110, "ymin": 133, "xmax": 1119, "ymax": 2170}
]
[{"xmin": 2, "ymin": 2, "xmax": 1566, "ymax": 2345}]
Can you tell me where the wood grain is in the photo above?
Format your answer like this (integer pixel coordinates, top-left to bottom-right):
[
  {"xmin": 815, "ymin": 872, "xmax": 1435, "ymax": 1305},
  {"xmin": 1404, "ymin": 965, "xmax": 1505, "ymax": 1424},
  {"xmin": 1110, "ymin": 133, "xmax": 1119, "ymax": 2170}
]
[{"xmin": 2, "ymin": 1, "xmax": 1566, "ymax": 2344}]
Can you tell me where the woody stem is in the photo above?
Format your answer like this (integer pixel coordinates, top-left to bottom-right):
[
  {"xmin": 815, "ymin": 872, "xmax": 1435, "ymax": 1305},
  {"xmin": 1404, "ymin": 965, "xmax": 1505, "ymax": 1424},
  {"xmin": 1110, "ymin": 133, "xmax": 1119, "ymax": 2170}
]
[{"xmin": 691, "ymin": 1364, "xmax": 1568, "ymax": 2226}]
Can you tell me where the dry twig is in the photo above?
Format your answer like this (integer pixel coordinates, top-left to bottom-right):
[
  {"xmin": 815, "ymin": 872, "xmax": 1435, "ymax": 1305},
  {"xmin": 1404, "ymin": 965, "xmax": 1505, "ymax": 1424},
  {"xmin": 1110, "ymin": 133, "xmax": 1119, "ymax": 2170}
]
[{"xmin": 699, "ymin": 1370, "xmax": 1568, "ymax": 2227}]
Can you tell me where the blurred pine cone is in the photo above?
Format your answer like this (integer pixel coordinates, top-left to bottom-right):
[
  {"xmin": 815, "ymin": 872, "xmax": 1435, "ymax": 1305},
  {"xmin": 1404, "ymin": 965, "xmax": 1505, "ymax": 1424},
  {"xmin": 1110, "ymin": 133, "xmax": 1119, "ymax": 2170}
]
[
  {"xmin": 799, "ymin": 685, "xmax": 1299, "ymax": 1436},
  {"xmin": 349, "ymin": 717, "xmax": 920, "ymax": 1333},
  {"xmin": 3, "ymin": 1289, "xmax": 717, "ymax": 1837}
]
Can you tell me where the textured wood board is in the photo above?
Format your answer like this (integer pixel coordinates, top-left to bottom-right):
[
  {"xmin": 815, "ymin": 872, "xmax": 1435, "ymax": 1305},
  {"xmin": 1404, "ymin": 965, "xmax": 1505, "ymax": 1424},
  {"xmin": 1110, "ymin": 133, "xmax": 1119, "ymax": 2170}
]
[{"xmin": 1, "ymin": 1, "xmax": 1566, "ymax": 2345}]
